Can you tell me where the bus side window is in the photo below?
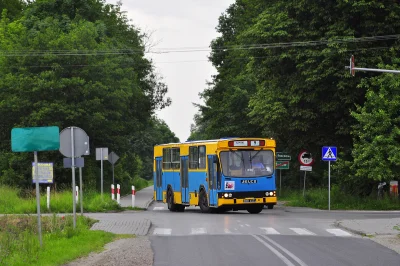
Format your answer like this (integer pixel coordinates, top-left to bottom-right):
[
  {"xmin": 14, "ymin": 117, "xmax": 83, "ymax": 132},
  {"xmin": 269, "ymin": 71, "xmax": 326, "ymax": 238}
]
[
  {"xmin": 198, "ymin": 145, "xmax": 206, "ymax": 169},
  {"xmin": 189, "ymin": 146, "xmax": 198, "ymax": 169},
  {"xmin": 171, "ymin": 148, "xmax": 180, "ymax": 169}
]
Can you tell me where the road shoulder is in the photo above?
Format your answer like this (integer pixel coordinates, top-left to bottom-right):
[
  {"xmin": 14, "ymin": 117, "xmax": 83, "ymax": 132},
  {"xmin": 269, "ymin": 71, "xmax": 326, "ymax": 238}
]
[
  {"xmin": 335, "ymin": 218, "xmax": 400, "ymax": 254},
  {"xmin": 63, "ymin": 236, "xmax": 153, "ymax": 266}
]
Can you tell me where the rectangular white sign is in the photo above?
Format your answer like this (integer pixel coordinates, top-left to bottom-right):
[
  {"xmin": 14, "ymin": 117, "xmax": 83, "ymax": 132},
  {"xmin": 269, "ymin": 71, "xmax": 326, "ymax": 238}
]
[
  {"xmin": 250, "ymin": 141, "xmax": 260, "ymax": 146},
  {"xmin": 233, "ymin": 141, "xmax": 247, "ymax": 146},
  {"xmin": 300, "ymin": 166, "xmax": 312, "ymax": 171}
]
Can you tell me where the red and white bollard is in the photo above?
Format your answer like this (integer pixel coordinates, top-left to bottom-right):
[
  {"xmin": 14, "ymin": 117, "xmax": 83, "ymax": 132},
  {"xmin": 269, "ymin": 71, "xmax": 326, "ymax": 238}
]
[
  {"xmin": 76, "ymin": 186, "xmax": 79, "ymax": 202},
  {"xmin": 111, "ymin": 184, "xmax": 115, "ymax": 200},
  {"xmin": 132, "ymin": 185, "xmax": 136, "ymax": 207},
  {"xmin": 117, "ymin": 184, "xmax": 120, "ymax": 204}
]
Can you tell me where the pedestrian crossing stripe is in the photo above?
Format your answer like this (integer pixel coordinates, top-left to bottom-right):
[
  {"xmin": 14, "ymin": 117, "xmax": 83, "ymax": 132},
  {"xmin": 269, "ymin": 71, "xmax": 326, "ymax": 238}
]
[
  {"xmin": 323, "ymin": 147, "xmax": 336, "ymax": 159},
  {"xmin": 152, "ymin": 227, "xmax": 353, "ymax": 237}
]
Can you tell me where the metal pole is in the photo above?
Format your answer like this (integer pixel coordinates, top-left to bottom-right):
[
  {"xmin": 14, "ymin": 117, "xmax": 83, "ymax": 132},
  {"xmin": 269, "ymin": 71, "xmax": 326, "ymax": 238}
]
[
  {"xmin": 34, "ymin": 151, "xmax": 42, "ymax": 247},
  {"xmin": 279, "ymin": 169, "xmax": 282, "ymax": 196},
  {"xmin": 303, "ymin": 171, "xmax": 306, "ymax": 197},
  {"xmin": 101, "ymin": 148, "xmax": 103, "ymax": 197},
  {"xmin": 79, "ymin": 167, "xmax": 83, "ymax": 215},
  {"xmin": 71, "ymin": 127, "xmax": 76, "ymax": 228},
  {"xmin": 346, "ymin": 66, "xmax": 400, "ymax": 74},
  {"xmin": 112, "ymin": 163, "xmax": 115, "ymax": 187},
  {"xmin": 328, "ymin": 161, "xmax": 331, "ymax": 211}
]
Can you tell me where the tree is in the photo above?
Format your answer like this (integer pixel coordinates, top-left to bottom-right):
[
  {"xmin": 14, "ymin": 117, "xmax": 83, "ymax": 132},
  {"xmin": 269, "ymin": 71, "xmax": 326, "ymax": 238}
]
[
  {"xmin": 0, "ymin": 0, "xmax": 173, "ymax": 188},
  {"xmin": 350, "ymin": 63, "xmax": 400, "ymax": 182},
  {"xmin": 190, "ymin": 0, "xmax": 400, "ymax": 191}
]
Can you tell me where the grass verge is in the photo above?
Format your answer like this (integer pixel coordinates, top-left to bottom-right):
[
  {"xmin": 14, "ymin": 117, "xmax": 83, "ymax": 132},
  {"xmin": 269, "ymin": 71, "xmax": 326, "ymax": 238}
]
[
  {"xmin": 0, "ymin": 186, "xmax": 122, "ymax": 214},
  {"xmin": 0, "ymin": 214, "xmax": 131, "ymax": 266},
  {"xmin": 278, "ymin": 186, "xmax": 400, "ymax": 210}
]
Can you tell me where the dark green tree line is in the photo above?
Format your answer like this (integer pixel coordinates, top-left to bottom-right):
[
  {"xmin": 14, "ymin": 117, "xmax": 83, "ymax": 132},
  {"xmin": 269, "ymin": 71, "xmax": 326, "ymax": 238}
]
[
  {"xmin": 0, "ymin": 0, "xmax": 178, "ymax": 190},
  {"xmin": 189, "ymin": 0, "xmax": 400, "ymax": 194}
]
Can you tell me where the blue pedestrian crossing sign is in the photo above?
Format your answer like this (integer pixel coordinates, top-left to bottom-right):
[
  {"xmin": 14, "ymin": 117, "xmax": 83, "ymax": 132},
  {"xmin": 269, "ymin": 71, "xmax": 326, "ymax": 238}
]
[{"xmin": 322, "ymin": 146, "xmax": 337, "ymax": 161}]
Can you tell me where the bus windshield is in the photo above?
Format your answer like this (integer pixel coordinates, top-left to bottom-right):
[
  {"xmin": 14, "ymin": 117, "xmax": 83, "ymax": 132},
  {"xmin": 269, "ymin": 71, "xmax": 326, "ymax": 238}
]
[{"xmin": 220, "ymin": 150, "xmax": 274, "ymax": 177}]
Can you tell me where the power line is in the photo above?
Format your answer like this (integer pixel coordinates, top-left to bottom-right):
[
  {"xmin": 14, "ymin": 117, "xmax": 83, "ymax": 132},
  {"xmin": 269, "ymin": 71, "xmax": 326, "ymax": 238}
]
[
  {"xmin": 0, "ymin": 34, "xmax": 398, "ymax": 57},
  {"xmin": 0, "ymin": 46, "xmax": 395, "ymax": 68}
]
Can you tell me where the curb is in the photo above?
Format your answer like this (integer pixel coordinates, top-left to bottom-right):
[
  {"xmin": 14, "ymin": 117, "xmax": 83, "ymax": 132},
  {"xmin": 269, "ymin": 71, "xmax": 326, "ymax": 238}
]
[
  {"xmin": 334, "ymin": 221, "xmax": 367, "ymax": 236},
  {"xmin": 143, "ymin": 198, "xmax": 154, "ymax": 210}
]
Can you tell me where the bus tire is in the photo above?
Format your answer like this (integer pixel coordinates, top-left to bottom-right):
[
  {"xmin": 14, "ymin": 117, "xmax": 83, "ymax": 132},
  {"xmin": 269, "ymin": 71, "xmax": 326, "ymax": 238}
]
[
  {"xmin": 247, "ymin": 205, "xmax": 263, "ymax": 214},
  {"xmin": 167, "ymin": 189, "xmax": 177, "ymax": 212},
  {"xmin": 199, "ymin": 189, "xmax": 210, "ymax": 213},
  {"xmin": 267, "ymin": 204, "xmax": 274, "ymax": 209},
  {"xmin": 176, "ymin": 204, "xmax": 185, "ymax": 212}
]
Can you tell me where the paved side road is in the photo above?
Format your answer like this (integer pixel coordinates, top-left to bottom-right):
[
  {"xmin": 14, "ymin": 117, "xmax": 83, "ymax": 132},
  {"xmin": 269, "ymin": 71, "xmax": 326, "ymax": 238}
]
[
  {"xmin": 87, "ymin": 186, "xmax": 155, "ymax": 235},
  {"xmin": 336, "ymin": 217, "xmax": 400, "ymax": 254},
  {"xmin": 119, "ymin": 185, "xmax": 154, "ymax": 209}
]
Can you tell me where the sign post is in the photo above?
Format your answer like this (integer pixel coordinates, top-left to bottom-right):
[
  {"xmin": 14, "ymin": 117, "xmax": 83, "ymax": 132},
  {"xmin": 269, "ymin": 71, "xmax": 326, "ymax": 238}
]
[
  {"xmin": 276, "ymin": 152, "xmax": 291, "ymax": 196},
  {"xmin": 59, "ymin": 126, "xmax": 89, "ymax": 228},
  {"xmin": 108, "ymin": 151, "xmax": 120, "ymax": 187},
  {"xmin": 298, "ymin": 150, "xmax": 314, "ymax": 196},
  {"xmin": 96, "ymin": 148, "xmax": 108, "ymax": 196},
  {"xmin": 11, "ymin": 126, "xmax": 60, "ymax": 247},
  {"xmin": 322, "ymin": 146, "xmax": 337, "ymax": 211}
]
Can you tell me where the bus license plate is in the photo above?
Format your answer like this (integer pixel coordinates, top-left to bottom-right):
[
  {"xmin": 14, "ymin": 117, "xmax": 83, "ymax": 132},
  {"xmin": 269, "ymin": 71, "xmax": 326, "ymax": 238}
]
[{"xmin": 244, "ymin": 199, "xmax": 256, "ymax": 203}]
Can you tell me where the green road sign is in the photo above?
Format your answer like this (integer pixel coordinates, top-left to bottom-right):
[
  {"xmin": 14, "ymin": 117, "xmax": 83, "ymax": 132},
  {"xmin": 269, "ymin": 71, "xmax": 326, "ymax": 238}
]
[
  {"xmin": 11, "ymin": 126, "xmax": 60, "ymax": 152},
  {"xmin": 276, "ymin": 161, "xmax": 289, "ymax": 170},
  {"xmin": 276, "ymin": 152, "xmax": 291, "ymax": 161}
]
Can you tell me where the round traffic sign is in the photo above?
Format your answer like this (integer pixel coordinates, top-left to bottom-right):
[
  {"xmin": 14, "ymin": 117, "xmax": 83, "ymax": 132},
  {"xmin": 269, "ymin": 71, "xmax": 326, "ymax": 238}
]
[
  {"xmin": 298, "ymin": 150, "xmax": 314, "ymax": 166},
  {"xmin": 59, "ymin": 126, "xmax": 89, "ymax": 158}
]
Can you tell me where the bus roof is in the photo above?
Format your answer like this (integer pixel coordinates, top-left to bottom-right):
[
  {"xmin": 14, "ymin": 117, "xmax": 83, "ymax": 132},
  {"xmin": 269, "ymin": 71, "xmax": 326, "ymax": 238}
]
[{"xmin": 154, "ymin": 137, "xmax": 275, "ymax": 147}]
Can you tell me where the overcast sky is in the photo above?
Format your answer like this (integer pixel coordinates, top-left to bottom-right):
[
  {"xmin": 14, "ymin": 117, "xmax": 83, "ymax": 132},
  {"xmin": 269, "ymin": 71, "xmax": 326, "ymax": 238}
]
[{"xmin": 106, "ymin": 0, "xmax": 235, "ymax": 142}]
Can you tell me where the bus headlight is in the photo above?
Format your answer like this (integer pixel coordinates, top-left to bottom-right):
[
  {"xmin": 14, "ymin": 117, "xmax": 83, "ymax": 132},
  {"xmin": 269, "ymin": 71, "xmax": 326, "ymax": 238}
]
[
  {"xmin": 269, "ymin": 192, "xmax": 273, "ymax": 196},
  {"xmin": 229, "ymin": 193, "xmax": 232, "ymax": 197},
  {"xmin": 265, "ymin": 192, "xmax": 269, "ymax": 196},
  {"xmin": 224, "ymin": 193, "xmax": 229, "ymax": 198}
]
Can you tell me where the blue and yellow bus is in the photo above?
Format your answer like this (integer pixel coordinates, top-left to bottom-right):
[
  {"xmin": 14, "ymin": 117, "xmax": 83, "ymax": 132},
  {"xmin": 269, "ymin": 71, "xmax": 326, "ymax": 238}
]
[{"xmin": 153, "ymin": 138, "xmax": 277, "ymax": 214}]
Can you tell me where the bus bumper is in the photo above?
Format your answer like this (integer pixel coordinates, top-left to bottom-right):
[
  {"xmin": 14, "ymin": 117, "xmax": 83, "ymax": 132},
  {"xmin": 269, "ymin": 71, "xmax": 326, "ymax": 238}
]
[{"xmin": 218, "ymin": 196, "xmax": 277, "ymax": 207}]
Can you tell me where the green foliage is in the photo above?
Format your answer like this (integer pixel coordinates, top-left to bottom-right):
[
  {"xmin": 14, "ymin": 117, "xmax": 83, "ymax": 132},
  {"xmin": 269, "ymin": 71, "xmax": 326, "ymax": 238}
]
[
  {"xmin": 190, "ymin": 0, "xmax": 400, "ymax": 195},
  {"xmin": 350, "ymin": 68, "xmax": 400, "ymax": 181},
  {"xmin": 0, "ymin": 214, "xmax": 116, "ymax": 266},
  {"xmin": 0, "ymin": 0, "xmax": 178, "ymax": 190},
  {"xmin": 0, "ymin": 185, "xmax": 122, "ymax": 214},
  {"xmin": 280, "ymin": 186, "xmax": 399, "ymax": 210}
]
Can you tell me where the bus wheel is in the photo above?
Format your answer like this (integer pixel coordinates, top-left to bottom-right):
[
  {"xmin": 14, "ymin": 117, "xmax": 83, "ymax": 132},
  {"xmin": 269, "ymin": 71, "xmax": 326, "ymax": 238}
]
[
  {"xmin": 167, "ymin": 190, "xmax": 177, "ymax": 212},
  {"xmin": 267, "ymin": 204, "xmax": 274, "ymax": 209},
  {"xmin": 247, "ymin": 205, "xmax": 263, "ymax": 214},
  {"xmin": 199, "ymin": 190, "xmax": 210, "ymax": 213},
  {"xmin": 176, "ymin": 204, "xmax": 185, "ymax": 212}
]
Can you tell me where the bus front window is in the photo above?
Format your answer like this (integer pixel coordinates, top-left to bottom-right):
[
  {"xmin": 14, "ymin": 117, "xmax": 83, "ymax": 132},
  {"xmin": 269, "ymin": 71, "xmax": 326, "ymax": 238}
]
[{"xmin": 220, "ymin": 150, "xmax": 274, "ymax": 177}]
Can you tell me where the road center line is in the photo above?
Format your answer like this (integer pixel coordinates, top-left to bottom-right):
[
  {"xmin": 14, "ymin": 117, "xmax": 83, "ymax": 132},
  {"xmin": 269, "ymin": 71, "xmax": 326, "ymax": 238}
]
[
  {"xmin": 260, "ymin": 235, "xmax": 308, "ymax": 266},
  {"xmin": 252, "ymin": 235, "xmax": 296, "ymax": 266}
]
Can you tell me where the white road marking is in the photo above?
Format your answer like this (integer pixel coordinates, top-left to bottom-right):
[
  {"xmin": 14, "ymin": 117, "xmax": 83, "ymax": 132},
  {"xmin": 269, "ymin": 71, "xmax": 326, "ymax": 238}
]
[
  {"xmin": 153, "ymin": 228, "xmax": 171, "ymax": 235},
  {"xmin": 252, "ymin": 235, "xmax": 296, "ymax": 266},
  {"xmin": 191, "ymin": 227, "xmax": 207, "ymax": 234},
  {"xmin": 224, "ymin": 228, "xmax": 232, "ymax": 234},
  {"xmin": 260, "ymin": 227, "xmax": 280, "ymax": 235},
  {"xmin": 326, "ymin": 229, "xmax": 352, "ymax": 237},
  {"xmin": 245, "ymin": 224, "xmax": 250, "ymax": 227},
  {"xmin": 152, "ymin": 207, "xmax": 165, "ymax": 211},
  {"xmin": 290, "ymin": 228, "xmax": 316, "ymax": 235},
  {"xmin": 260, "ymin": 235, "xmax": 308, "ymax": 266}
]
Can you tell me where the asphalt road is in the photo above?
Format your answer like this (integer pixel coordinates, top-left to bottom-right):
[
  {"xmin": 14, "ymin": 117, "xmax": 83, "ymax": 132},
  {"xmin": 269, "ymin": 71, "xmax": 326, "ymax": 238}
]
[{"xmin": 147, "ymin": 202, "xmax": 400, "ymax": 266}]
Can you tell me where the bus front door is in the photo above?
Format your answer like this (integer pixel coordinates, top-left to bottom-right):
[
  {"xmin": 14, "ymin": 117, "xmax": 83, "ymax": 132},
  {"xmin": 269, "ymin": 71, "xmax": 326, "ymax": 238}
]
[
  {"xmin": 180, "ymin": 156, "xmax": 189, "ymax": 204},
  {"xmin": 155, "ymin": 157, "xmax": 163, "ymax": 201},
  {"xmin": 207, "ymin": 155, "xmax": 217, "ymax": 206}
]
